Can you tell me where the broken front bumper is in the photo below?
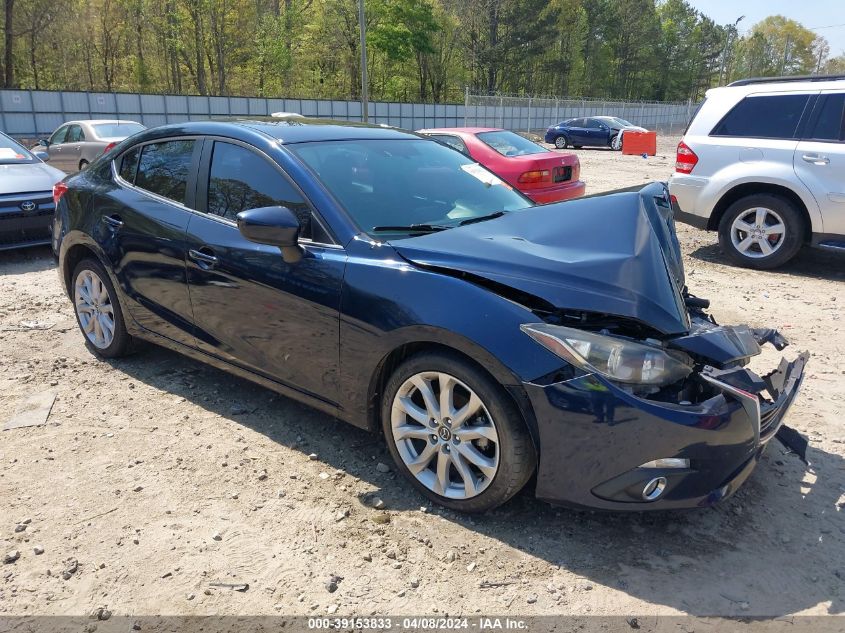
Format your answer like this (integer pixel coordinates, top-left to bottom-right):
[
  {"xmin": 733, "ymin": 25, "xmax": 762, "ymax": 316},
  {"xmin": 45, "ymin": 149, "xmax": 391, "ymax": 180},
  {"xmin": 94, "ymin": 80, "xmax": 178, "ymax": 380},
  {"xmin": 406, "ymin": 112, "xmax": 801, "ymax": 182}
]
[{"xmin": 524, "ymin": 350, "xmax": 809, "ymax": 511}]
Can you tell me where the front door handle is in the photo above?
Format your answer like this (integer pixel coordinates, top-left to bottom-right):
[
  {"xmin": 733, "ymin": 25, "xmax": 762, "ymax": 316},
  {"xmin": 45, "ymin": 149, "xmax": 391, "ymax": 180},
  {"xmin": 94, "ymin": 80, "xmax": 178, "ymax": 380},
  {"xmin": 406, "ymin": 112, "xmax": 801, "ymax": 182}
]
[
  {"xmin": 189, "ymin": 248, "xmax": 219, "ymax": 269},
  {"xmin": 102, "ymin": 214, "xmax": 124, "ymax": 230},
  {"xmin": 802, "ymin": 153, "xmax": 830, "ymax": 165}
]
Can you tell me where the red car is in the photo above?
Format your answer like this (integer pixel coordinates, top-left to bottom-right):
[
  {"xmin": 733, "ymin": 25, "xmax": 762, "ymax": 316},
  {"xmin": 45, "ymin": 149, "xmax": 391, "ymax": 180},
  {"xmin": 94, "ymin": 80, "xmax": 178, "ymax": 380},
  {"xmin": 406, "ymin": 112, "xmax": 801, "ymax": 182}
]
[{"xmin": 416, "ymin": 127, "xmax": 585, "ymax": 204}]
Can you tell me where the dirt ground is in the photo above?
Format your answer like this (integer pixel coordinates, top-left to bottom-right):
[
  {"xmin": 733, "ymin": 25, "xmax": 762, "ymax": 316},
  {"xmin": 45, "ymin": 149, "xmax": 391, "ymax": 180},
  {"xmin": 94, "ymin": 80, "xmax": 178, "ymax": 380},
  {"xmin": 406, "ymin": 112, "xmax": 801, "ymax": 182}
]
[{"xmin": 1, "ymin": 136, "xmax": 843, "ymax": 620}]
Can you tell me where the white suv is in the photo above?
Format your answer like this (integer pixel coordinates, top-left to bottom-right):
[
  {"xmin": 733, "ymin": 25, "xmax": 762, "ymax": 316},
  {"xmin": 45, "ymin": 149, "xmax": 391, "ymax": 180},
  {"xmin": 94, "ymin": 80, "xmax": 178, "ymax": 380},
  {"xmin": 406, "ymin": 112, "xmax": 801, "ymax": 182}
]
[{"xmin": 669, "ymin": 75, "xmax": 845, "ymax": 269}]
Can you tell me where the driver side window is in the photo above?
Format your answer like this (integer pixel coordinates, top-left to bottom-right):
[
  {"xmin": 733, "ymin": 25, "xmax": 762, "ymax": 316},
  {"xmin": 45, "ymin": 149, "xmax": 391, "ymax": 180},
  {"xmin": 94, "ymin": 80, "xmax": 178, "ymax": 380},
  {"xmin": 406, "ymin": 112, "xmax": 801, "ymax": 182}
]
[
  {"xmin": 206, "ymin": 141, "xmax": 330, "ymax": 243},
  {"xmin": 50, "ymin": 126, "xmax": 69, "ymax": 145}
]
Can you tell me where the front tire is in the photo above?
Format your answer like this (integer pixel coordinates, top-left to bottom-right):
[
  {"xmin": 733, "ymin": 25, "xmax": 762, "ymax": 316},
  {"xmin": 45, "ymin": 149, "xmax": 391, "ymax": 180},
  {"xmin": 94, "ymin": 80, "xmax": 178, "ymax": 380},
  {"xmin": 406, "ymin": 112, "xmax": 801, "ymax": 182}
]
[
  {"xmin": 553, "ymin": 135, "xmax": 569, "ymax": 149},
  {"xmin": 71, "ymin": 258, "xmax": 132, "ymax": 357},
  {"xmin": 717, "ymin": 194, "xmax": 804, "ymax": 269},
  {"xmin": 381, "ymin": 351, "xmax": 535, "ymax": 513}
]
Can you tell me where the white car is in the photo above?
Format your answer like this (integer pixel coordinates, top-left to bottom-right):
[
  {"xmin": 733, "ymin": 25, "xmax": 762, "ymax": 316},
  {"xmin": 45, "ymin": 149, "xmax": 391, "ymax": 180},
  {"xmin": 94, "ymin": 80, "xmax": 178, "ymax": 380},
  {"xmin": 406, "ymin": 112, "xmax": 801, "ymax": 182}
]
[{"xmin": 669, "ymin": 75, "xmax": 845, "ymax": 269}]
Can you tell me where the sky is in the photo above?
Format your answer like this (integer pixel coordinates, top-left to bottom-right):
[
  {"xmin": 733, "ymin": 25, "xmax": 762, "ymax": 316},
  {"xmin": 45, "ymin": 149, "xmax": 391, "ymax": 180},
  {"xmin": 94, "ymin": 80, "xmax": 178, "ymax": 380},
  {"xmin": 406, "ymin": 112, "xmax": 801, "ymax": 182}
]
[{"xmin": 687, "ymin": 0, "xmax": 845, "ymax": 57}]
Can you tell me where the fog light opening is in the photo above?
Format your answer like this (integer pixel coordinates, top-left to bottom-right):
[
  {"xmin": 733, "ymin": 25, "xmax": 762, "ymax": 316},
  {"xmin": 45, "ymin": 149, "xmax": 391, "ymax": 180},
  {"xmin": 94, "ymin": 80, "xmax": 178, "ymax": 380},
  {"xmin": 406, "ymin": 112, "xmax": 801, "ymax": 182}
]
[{"xmin": 642, "ymin": 476, "xmax": 667, "ymax": 501}]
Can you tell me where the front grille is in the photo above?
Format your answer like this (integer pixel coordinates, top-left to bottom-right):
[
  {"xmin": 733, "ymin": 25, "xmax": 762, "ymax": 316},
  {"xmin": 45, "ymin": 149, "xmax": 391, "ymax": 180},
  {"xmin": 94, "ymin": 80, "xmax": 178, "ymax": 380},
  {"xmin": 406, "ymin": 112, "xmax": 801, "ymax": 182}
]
[
  {"xmin": 553, "ymin": 166, "xmax": 572, "ymax": 183},
  {"xmin": 0, "ymin": 191, "xmax": 54, "ymax": 248}
]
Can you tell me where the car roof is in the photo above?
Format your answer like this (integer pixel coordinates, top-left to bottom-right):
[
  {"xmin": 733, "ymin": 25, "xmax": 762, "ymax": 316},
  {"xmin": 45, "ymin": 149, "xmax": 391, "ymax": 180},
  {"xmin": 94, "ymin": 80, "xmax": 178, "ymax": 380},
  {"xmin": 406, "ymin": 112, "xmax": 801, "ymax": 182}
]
[
  {"xmin": 62, "ymin": 119, "xmax": 143, "ymax": 126},
  {"xmin": 417, "ymin": 127, "xmax": 502, "ymax": 135},
  {"xmin": 705, "ymin": 77, "xmax": 845, "ymax": 99},
  {"xmin": 128, "ymin": 117, "xmax": 424, "ymax": 144}
]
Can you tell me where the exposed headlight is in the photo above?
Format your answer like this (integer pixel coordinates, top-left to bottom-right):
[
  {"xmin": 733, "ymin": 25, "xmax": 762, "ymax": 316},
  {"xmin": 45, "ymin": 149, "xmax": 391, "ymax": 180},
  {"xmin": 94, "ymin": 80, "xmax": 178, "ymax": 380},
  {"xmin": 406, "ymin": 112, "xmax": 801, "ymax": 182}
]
[{"xmin": 521, "ymin": 323, "xmax": 693, "ymax": 388}]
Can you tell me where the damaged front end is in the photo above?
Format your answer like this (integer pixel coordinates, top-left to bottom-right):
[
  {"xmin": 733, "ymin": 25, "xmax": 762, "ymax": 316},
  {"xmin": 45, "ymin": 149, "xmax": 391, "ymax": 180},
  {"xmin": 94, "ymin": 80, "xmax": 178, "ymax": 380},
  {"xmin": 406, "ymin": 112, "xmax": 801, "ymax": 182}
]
[
  {"xmin": 392, "ymin": 181, "xmax": 809, "ymax": 510},
  {"xmin": 521, "ymin": 300, "xmax": 808, "ymax": 510}
]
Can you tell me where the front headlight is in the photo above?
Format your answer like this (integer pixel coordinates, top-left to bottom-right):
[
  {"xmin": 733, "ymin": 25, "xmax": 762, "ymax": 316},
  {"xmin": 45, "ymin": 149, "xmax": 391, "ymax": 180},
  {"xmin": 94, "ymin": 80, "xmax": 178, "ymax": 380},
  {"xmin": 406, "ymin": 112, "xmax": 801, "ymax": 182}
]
[{"xmin": 521, "ymin": 323, "xmax": 693, "ymax": 388}]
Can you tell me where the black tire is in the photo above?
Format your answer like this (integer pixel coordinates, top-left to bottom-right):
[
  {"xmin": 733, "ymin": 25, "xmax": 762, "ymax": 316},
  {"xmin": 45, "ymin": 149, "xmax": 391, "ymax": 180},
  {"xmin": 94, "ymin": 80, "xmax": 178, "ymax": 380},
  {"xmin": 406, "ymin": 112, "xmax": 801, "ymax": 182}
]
[
  {"xmin": 78, "ymin": 159, "xmax": 89, "ymax": 171},
  {"xmin": 553, "ymin": 135, "xmax": 569, "ymax": 149},
  {"xmin": 71, "ymin": 258, "xmax": 133, "ymax": 358},
  {"xmin": 717, "ymin": 194, "xmax": 804, "ymax": 270},
  {"xmin": 381, "ymin": 351, "xmax": 536, "ymax": 513}
]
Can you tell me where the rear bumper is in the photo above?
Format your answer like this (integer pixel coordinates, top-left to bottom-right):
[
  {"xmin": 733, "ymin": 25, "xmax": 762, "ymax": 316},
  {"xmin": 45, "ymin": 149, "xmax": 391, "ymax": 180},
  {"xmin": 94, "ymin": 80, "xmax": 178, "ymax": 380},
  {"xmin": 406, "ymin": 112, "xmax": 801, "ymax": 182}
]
[
  {"xmin": 668, "ymin": 173, "xmax": 711, "ymax": 229},
  {"xmin": 526, "ymin": 351, "xmax": 808, "ymax": 511},
  {"xmin": 525, "ymin": 180, "xmax": 586, "ymax": 204}
]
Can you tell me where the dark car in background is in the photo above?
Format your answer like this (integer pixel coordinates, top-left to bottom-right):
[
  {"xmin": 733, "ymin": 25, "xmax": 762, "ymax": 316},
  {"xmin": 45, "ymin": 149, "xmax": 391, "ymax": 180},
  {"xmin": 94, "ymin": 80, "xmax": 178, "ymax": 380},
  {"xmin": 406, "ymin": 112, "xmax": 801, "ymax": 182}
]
[
  {"xmin": 0, "ymin": 131, "xmax": 64, "ymax": 251},
  {"xmin": 545, "ymin": 116, "xmax": 647, "ymax": 149},
  {"xmin": 55, "ymin": 118, "xmax": 806, "ymax": 513}
]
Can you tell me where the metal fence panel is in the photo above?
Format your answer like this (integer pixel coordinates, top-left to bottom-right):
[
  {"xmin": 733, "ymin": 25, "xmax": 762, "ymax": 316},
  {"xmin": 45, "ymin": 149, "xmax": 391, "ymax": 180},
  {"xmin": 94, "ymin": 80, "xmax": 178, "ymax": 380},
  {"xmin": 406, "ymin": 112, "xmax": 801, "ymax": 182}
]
[{"xmin": 1, "ymin": 88, "xmax": 693, "ymax": 140}]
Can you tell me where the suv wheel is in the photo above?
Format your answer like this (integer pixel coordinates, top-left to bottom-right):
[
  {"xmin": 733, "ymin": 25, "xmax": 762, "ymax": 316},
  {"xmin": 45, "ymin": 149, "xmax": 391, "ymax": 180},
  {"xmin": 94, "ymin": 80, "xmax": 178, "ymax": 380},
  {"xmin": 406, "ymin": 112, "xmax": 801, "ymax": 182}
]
[
  {"xmin": 381, "ymin": 352, "xmax": 535, "ymax": 513},
  {"xmin": 718, "ymin": 194, "xmax": 804, "ymax": 269}
]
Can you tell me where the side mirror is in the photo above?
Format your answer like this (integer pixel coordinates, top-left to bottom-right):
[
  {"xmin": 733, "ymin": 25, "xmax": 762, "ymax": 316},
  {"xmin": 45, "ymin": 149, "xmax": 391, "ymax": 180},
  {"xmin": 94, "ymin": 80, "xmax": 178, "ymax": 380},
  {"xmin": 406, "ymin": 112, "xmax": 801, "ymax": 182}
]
[
  {"xmin": 39, "ymin": 139, "xmax": 50, "ymax": 147},
  {"xmin": 236, "ymin": 206, "xmax": 303, "ymax": 264},
  {"xmin": 34, "ymin": 151, "xmax": 49, "ymax": 162}
]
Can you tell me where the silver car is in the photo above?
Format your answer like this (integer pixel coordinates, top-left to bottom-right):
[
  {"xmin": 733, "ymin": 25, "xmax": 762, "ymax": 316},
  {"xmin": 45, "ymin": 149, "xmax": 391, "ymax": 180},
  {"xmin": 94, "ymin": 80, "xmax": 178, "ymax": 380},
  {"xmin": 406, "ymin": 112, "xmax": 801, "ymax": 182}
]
[
  {"xmin": 0, "ymin": 131, "xmax": 65, "ymax": 250},
  {"xmin": 37, "ymin": 119, "xmax": 146, "ymax": 173}
]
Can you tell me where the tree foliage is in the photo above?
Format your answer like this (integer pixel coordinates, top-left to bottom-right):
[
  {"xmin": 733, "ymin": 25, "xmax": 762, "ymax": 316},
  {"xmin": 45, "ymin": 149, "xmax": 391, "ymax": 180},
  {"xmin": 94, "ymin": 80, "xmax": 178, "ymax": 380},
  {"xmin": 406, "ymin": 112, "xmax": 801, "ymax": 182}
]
[{"xmin": 0, "ymin": 0, "xmax": 837, "ymax": 102}]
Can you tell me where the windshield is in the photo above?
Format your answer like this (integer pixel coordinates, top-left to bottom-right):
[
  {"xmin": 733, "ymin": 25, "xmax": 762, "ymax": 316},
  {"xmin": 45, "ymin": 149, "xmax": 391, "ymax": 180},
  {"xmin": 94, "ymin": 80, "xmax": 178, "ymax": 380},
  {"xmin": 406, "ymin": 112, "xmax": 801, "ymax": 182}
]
[
  {"xmin": 93, "ymin": 122, "xmax": 146, "ymax": 138},
  {"xmin": 0, "ymin": 134, "xmax": 36, "ymax": 164},
  {"xmin": 609, "ymin": 117, "xmax": 634, "ymax": 127},
  {"xmin": 476, "ymin": 130, "xmax": 548, "ymax": 157},
  {"xmin": 290, "ymin": 139, "xmax": 532, "ymax": 239}
]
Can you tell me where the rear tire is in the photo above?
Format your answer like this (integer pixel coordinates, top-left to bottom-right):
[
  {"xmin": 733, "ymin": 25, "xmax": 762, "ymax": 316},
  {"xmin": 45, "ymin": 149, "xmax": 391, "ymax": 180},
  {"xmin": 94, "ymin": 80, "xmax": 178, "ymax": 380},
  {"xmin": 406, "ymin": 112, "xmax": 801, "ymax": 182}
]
[
  {"xmin": 717, "ymin": 194, "xmax": 804, "ymax": 269},
  {"xmin": 71, "ymin": 258, "xmax": 132, "ymax": 358},
  {"xmin": 381, "ymin": 351, "xmax": 536, "ymax": 513},
  {"xmin": 553, "ymin": 135, "xmax": 569, "ymax": 149}
]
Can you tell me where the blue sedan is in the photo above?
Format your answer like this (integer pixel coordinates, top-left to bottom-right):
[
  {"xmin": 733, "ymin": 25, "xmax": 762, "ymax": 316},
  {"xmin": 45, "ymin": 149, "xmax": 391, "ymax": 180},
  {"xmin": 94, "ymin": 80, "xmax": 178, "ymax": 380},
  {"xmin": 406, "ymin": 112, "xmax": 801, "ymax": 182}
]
[
  {"xmin": 54, "ymin": 119, "xmax": 807, "ymax": 513},
  {"xmin": 545, "ymin": 116, "xmax": 647, "ymax": 150}
]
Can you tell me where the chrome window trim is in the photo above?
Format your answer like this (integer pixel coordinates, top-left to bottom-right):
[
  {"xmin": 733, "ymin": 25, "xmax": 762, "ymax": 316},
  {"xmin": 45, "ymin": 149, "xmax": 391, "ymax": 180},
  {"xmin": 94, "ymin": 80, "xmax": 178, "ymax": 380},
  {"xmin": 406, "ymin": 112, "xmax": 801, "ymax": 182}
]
[{"xmin": 110, "ymin": 139, "xmax": 342, "ymax": 251}]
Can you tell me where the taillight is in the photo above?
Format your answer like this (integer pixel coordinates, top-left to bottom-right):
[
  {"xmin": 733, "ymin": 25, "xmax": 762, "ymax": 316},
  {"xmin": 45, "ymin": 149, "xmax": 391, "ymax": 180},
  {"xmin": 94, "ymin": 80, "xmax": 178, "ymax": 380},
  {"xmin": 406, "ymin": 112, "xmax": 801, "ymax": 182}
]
[
  {"xmin": 518, "ymin": 169, "xmax": 551, "ymax": 184},
  {"xmin": 675, "ymin": 141, "xmax": 698, "ymax": 174},
  {"xmin": 102, "ymin": 142, "xmax": 117, "ymax": 155},
  {"xmin": 53, "ymin": 182, "xmax": 68, "ymax": 206}
]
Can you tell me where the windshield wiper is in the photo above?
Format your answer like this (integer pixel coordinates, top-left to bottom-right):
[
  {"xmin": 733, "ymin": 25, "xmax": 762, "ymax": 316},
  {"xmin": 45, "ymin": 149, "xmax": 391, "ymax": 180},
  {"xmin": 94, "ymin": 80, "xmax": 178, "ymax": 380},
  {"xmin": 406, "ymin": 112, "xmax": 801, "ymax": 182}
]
[
  {"xmin": 458, "ymin": 211, "xmax": 506, "ymax": 226},
  {"xmin": 370, "ymin": 223, "xmax": 450, "ymax": 233}
]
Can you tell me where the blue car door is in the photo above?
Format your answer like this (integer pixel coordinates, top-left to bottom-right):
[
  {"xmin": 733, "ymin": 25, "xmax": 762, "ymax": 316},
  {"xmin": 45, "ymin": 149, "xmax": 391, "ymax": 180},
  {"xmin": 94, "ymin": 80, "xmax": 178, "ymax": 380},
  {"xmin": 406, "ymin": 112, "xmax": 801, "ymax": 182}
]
[
  {"xmin": 96, "ymin": 138, "xmax": 198, "ymax": 346},
  {"xmin": 568, "ymin": 119, "xmax": 588, "ymax": 145},
  {"xmin": 585, "ymin": 119, "xmax": 609, "ymax": 146},
  {"xmin": 184, "ymin": 138, "xmax": 346, "ymax": 405}
]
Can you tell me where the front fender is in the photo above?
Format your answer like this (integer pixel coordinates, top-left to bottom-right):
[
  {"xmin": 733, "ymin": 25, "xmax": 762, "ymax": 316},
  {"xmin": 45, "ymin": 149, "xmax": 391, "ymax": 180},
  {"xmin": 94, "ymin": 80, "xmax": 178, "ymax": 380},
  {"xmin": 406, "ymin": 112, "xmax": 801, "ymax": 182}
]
[{"xmin": 337, "ymin": 242, "xmax": 569, "ymax": 431}]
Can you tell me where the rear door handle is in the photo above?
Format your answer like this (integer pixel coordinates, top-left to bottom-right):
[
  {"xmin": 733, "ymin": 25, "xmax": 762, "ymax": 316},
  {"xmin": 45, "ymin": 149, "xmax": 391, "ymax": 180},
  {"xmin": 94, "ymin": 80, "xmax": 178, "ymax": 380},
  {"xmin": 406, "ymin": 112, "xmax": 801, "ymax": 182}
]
[
  {"xmin": 189, "ymin": 248, "xmax": 219, "ymax": 269},
  {"xmin": 802, "ymin": 153, "xmax": 830, "ymax": 165},
  {"xmin": 102, "ymin": 214, "xmax": 124, "ymax": 230}
]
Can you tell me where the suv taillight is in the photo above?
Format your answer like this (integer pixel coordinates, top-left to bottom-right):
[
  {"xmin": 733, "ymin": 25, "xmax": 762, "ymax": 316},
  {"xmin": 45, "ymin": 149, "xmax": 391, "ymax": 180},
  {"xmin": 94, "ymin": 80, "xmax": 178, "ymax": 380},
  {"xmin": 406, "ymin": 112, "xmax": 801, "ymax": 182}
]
[
  {"xmin": 53, "ymin": 182, "xmax": 68, "ymax": 206},
  {"xmin": 675, "ymin": 141, "xmax": 698, "ymax": 174}
]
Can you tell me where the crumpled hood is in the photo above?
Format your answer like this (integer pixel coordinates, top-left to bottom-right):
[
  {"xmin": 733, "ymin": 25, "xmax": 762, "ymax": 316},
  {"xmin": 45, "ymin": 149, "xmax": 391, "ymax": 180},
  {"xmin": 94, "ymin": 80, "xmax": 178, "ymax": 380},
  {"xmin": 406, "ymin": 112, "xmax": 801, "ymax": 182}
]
[
  {"xmin": 0, "ymin": 162, "xmax": 65, "ymax": 195},
  {"xmin": 391, "ymin": 182, "xmax": 690, "ymax": 335}
]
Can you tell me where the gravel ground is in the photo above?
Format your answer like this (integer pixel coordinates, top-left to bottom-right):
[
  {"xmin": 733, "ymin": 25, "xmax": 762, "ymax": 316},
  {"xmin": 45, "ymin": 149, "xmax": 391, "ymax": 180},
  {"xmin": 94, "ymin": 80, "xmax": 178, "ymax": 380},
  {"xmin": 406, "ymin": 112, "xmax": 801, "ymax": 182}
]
[{"xmin": 1, "ymin": 136, "xmax": 843, "ymax": 619}]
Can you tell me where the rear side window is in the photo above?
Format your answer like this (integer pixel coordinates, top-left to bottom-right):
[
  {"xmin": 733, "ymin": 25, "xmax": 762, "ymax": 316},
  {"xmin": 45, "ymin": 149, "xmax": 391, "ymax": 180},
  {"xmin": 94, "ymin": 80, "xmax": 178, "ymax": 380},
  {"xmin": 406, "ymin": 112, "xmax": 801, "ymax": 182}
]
[
  {"xmin": 806, "ymin": 94, "xmax": 845, "ymax": 142},
  {"xmin": 207, "ymin": 141, "xmax": 320, "ymax": 240},
  {"xmin": 135, "ymin": 140, "xmax": 195, "ymax": 205},
  {"xmin": 711, "ymin": 94, "xmax": 810, "ymax": 139},
  {"xmin": 119, "ymin": 147, "xmax": 140, "ymax": 182},
  {"xmin": 430, "ymin": 134, "xmax": 469, "ymax": 155}
]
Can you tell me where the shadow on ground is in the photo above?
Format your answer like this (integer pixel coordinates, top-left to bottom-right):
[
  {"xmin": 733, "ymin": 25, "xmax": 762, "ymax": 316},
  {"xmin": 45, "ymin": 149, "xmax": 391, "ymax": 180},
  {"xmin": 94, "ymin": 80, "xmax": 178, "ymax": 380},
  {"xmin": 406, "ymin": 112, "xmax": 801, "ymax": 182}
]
[
  {"xmin": 689, "ymin": 243, "xmax": 845, "ymax": 283},
  {"xmin": 105, "ymin": 341, "xmax": 845, "ymax": 617}
]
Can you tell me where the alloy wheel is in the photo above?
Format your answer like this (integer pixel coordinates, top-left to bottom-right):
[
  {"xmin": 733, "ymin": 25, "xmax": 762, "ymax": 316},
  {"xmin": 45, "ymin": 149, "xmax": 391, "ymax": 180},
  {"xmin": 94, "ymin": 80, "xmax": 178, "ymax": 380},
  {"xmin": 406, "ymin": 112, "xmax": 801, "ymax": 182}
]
[
  {"xmin": 74, "ymin": 269, "xmax": 116, "ymax": 349},
  {"xmin": 554, "ymin": 136, "xmax": 567, "ymax": 149},
  {"xmin": 390, "ymin": 371, "xmax": 500, "ymax": 500},
  {"xmin": 730, "ymin": 207, "xmax": 786, "ymax": 259}
]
